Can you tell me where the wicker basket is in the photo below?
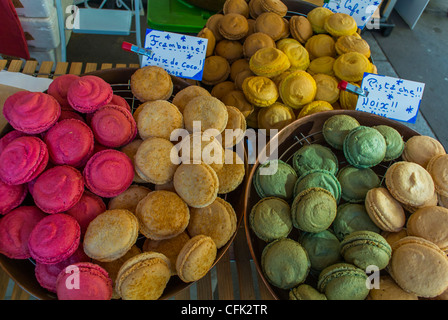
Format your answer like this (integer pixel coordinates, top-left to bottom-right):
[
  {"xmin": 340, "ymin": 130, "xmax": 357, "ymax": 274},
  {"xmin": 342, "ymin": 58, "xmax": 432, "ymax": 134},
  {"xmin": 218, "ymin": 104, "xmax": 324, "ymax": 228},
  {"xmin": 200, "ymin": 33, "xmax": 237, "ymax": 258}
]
[
  {"xmin": 243, "ymin": 110, "xmax": 421, "ymax": 300},
  {"xmin": 0, "ymin": 68, "xmax": 248, "ymax": 300}
]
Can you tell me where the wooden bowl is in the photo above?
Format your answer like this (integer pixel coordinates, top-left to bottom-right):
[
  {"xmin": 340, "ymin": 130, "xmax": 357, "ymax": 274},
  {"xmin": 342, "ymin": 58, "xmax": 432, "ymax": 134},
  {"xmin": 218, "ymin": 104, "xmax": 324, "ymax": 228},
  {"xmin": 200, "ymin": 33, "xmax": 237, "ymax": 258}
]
[
  {"xmin": 243, "ymin": 110, "xmax": 421, "ymax": 300},
  {"xmin": 0, "ymin": 68, "xmax": 248, "ymax": 300}
]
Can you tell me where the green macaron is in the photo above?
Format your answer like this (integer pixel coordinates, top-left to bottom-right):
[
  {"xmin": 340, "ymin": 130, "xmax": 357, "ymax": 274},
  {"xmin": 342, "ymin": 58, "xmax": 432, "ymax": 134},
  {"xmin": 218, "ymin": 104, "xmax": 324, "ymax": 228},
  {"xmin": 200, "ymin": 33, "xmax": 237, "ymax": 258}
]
[
  {"xmin": 249, "ymin": 197, "xmax": 293, "ymax": 242},
  {"xmin": 373, "ymin": 125, "xmax": 405, "ymax": 161},
  {"xmin": 317, "ymin": 262, "xmax": 370, "ymax": 300},
  {"xmin": 322, "ymin": 114, "xmax": 360, "ymax": 150},
  {"xmin": 291, "ymin": 187, "xmax": 337, "ymax": 233},
  {"xmin": 289, "ymin": 284, "xmax": 327, "ymax": 300},
  {"xmin": 254, "ymin": 159, "xmax": 298, "ymax": 200},
  {"xmin": 298, "ymin": 230, "xmax": 342, "ymax": 272},
  {"xmin": 261, "ymin": 238, "xmax": 310, "ymax": 290},
  {"xmin": 340, "ymin": 230, "xmax": 392, "ymax": 270},
  {"xmin": 343, "ymin": 126, "xmax": 387, "ymax": 169},
  {"xmin": 332, "ymin": 203, "xmax": 381, "ymax": 241},
  {"xmin": 337, "ymin": 165, "xmax": 381, "ymax": 203},
  {"xmin": 293, "ymin": 169, "xmax": 342, "ymax": 203},
  {"xmin": 292, "ymin": 144, "xmax": 339, "ymax": 178}
]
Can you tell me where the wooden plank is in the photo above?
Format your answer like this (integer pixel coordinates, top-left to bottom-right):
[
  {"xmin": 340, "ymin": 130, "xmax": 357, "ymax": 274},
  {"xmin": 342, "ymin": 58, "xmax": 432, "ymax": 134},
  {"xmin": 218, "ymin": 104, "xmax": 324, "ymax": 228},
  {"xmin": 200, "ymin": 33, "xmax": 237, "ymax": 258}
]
[
  {"xmin": 0, "ymin": 268, "xmax": 11, "ymax": 300},
  {"xmin": 234, "ymin": 227, "xmax": 257, "ymax": 300},
  {"xmin": 196, "ymin": 272, "xmax": 213, "ymax": 300},
  {"xmin": 69, "ymin": 62, "xmax": 83, "ymax": 75},
  {"xmin": 11, "ymin": 283, "xmax": 30, "ymax": 300},
  {"xmin": 84, "ymin": 63, "xmax": 98, "ymax": 74},
  {"xmin": 0, "ymin": 60, "xmax": 7, "ymax": 71},
  {"xmin": 21, "ymin": 60, "xmax": 38, "ymax": 75},
  {"xmin": 7, "ymin": 60, "xmax": 23, "ymax": 72},
  {"xmin": 54, "ymin": 62, "xmax": 69, "ymax": 78},
  {"xmin": 216, "ymin": 251, "xmax": 234, "ymax": 300},
  {"xmin": 101, "ymin": 63, "xmax": 113, "ymax": 70},
  {"xmin": 37, "ymin": 61, "xmax": 54, "ymax": 78},
  {"xmin": 256, "ymin": 271, "xmax": 276, "ymax": 300},
  {"xmin": 129, "ymin": 64, "xmax": 140, "ymax": 68},
  {"xmin": 115, "ymin": 64, "xmax": 127, "ymax": 69}
]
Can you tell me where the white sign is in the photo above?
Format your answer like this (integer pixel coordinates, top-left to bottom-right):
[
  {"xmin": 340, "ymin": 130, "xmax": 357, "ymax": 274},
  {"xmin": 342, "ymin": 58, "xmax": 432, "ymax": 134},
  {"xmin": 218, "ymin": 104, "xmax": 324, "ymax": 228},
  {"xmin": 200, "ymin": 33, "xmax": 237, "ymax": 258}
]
[
  {"xmin": 141, "ymin": 29, "xmax": 208, "ymax": 81},
  {"xmin": 356, "ymin": 73, "xmax": 425, "ymax": 124},
  {"xmin": 323, "ymin": 0, "xmax": 382, "ymax": 29}
]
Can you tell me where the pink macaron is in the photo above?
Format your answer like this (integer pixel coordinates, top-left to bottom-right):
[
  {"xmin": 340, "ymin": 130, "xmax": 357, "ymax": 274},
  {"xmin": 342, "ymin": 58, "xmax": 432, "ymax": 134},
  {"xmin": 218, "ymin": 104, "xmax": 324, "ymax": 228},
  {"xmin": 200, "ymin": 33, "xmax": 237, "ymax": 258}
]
[
  {"xmin": 28, "ymin": 213, "xmax": 81, "ymax": 264},
  {"xmin": 56, "ymin": 262, "xmax": 112, "ymax": 300},
  {"xmin": 44, "ymin": 119, "xmax": 94, "ymax": 168},
  {"xmin": 83, "ymin": 149, "xmax": 134, "ymax": 198},
  {"xmin": 35, "ymin": 246, "xmax": 90, "ymax": 293},
  {"xmin": 3, "ymin": 91, "xmax": 61, "ymax": 134},
  {"xmin": 67, "ymin": 75, "xmax": 113, "ymax": 113},
  {"xmin": 47, "ymin": 74, "xmax": 80, "ymax": 110},
  {"xmin": 90, "ymin": 105, "xmax": 137, "ymax": 148},
  {"xmin": 0, "ymin": 136, "xmax": 49, "ymax": 185},
  {"xmin": 0, "ymin": 180, "xmax": 28, "ymax": 215},
  {"xmin": 32, "ymin": 165, "xmax": 84, "ymax": 214},
  {"xmin": 58, "ymin": 110, "xmax": 85, "ymax": 123},
  {"xmin": 0, "ymin": 130, "xmax": 29, "ymax": 155},
  {"xmin": 110, "ymin": 95, "xmax": 131, "ymax": 112},
  {"xmin": 0, "ymin": 206, "xmax": 47, "ymax": 259},
  {"xmin": 65, "ymin": 190, "xmax": 106, "ymax": 235}
]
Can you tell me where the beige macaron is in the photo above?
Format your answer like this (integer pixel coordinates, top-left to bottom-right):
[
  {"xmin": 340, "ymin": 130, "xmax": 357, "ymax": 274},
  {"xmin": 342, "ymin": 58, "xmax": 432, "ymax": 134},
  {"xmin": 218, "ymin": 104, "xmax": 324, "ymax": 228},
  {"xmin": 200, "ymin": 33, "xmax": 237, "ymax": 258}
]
[
  {"xmin": 115, "ymin": 252, "xmax": 171, "ymax": 300},
  {"xmin": 83, "ymin": 209, "xmax": 139, "ymax": 262},
  {"xmin": 289, "ymin": 15, "xmax": 313, "ymax": 44},
  {"xmin": 220, "ymin": 105, "xmax": 247, "ymax": 148},
  {"xmin": 365, "ymin": 187, "xmax": 406, "ymax": 233},
  {"xmin": 368, "ymin": 275, "xmax": 418, "ymax": 300},
  {"xmin": 177, "ymin": 132, "xmax": 225, "ymax": 172},
  {"xmin": 426, "ymin": 154, "xmax": 448, "ymax": 197},
  {"xmin": 381, "ymin": 229, "xmax": 408, "ymax": 247},
  {"xmin": 172, "ymin": 85, "xmax": 212, "ymax": 114},
  {"xmin": 136, "ymin": 190, "xmax": 190, "ymax": 240},
  {"xmin": 187, "ymin": 197, "xmax": 237, "ymax": 249},
  {"xmin": 407, "ymin": 206, "xmax": 448, "ymax": 252},
  {"xmin": 107, "ymin": 185, "xmax": 151, "ymax": 214},
  {"xmin": 216, "ymin": 149, "xmax": 246, "ymax": 194},
  {"xmin": 120, "ymin": 139, "xmax": 146, "ymax": 183},
  {"xmin": 134, "ymin": 137, "xmax": 179, "ymax": 185},
  {"xmin": 137, "ymin": 100, "xmax": 183, "ymax": 140},
  {"xmin": 143, "ymin": 231, "xmax": 191, "ymax": 275},
  {"xmin": 402, "ymin": 135, "xmax": 446, "ymax": 168},
  {"xmin": 183, "ymin": 96, "xmax": 229, "ymax": 136},
  {"xmin": 176, "ymin": 235, "xmax": 217, "ymax": 283},
  {"xmin": 389, "ymin": 236, "xmax": 448, "ymax": 298},
  {"xmin": 385, "ymin": 161, "xmax": 435, "ymax": 208},
  {"xmin": 173, "ymin": 162, "xmax": 219, "ymax": 208},
  {"xmin": 131, "ymin": 66, "xmax": 173, "ymax": 102}
]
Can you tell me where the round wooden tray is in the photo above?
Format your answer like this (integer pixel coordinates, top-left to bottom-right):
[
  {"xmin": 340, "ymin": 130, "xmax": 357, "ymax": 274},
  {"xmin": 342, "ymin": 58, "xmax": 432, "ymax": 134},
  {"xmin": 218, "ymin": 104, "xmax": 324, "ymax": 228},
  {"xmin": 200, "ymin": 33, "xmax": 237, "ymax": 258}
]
[
  {"xmin": 243, "ymin": 110, "xmax": 421, "ymax": 300},
  {"xmin": 0, "ymin": 68, "xmax": 248, "ymax": 300}
]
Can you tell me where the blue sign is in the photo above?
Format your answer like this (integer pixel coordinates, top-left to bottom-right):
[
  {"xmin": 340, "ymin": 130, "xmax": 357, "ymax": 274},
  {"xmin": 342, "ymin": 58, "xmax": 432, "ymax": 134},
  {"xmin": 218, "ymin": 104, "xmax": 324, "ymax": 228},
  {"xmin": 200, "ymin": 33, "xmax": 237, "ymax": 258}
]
[
  {"xmin": 323, "ymin": 0, "xmax": 381, "ymax": 29},
  {"xmin": 141, "ymin": 29, "xmax": 208, "ymax": 81},
  {"xmin": 356, "ymin": 73, "xmax": 425, "ymax": 124}
]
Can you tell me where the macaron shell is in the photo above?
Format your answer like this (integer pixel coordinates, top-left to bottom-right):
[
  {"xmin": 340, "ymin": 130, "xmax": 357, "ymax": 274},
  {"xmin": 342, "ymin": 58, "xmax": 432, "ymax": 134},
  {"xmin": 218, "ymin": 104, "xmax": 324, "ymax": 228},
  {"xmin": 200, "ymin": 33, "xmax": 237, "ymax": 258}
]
[
  {"xmin": 91, "ymin": 105, "xmax": 137, "ymax": 148},
  {"xmin": 0, "ymin": 180, "xmax": 28, "ymax": 215},
  {"xmin": 83, "ymin": 149, "xmax": 134, "ymax": 198},
  {"xmin": 254, "ymin": 160, "xmax": 298, "ymax": 200},
  {"xmin": 365, "ymin": 187, "xmax": 406, "ymax": 232},
  {"xmin": 67, "ymin": 75, "xmax": 113, "ymax": 113},
  {"xmin": 56, "ymin": 262, "xmax": 112, "ymax": 300},
  {"xmin": 32, "ymin": 165, "xmax": 84, "ymax": 214},
  {"xmin": 28, "ymin": 213, "xmax": 81, "ymax": 264},
  {"xmin": 47, "ymin": 74, "xmax": 80, "ymax": 108},
  {"xmin": 44, "ymin": 119, "xmax": 94, "ymax": 168},
  {"xmin": 65, "ymin": 190, "xmax": 106, "ymax": 235},
  {"xmin": 3, "ymin": 91, "xmax": 61, "ymax": 134},
  {"xmin": 0, "ymin": 206, "xmax": 47, "ymax": 259},
  {"xmin": 0, "ymin": 136, "xmax": 49, "ymax": 185},
  {"xmin": 332, "ymin": 203, "xmax": 380, "ymax": 241}
]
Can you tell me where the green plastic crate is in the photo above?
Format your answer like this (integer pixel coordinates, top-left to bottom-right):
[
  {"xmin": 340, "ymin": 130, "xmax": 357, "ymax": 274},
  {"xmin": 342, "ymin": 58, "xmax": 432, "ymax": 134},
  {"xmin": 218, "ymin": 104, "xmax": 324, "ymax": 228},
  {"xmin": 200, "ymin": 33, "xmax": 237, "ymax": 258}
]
[{"xmin": 147, "ymin": 0, "xmax": 215, "ymax": 34}]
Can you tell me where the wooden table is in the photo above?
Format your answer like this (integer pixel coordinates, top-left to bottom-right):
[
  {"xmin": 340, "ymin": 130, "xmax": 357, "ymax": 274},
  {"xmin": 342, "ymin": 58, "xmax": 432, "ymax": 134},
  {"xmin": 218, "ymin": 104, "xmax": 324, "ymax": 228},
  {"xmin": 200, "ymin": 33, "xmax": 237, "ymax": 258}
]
[{"xmin": 0, "ymin": 59, "xmax": 274, "ymax": 301}]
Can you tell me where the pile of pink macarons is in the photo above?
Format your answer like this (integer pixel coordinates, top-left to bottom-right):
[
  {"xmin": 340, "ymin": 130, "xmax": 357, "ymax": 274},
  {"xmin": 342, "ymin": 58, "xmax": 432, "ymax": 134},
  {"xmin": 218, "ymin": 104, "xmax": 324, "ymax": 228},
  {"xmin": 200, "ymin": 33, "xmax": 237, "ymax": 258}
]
[{"xmin": 0, "ymin": 74, "xmax": 139, "ymax": 300}]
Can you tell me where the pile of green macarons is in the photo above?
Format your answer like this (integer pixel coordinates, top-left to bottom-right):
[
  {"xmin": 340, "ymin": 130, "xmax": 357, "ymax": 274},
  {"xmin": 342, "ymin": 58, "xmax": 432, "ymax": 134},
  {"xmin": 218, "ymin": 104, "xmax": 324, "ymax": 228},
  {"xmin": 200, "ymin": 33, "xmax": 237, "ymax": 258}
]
[{"xmin": 250, "ymin": 114, "xmax": 405, "ymax": 300}]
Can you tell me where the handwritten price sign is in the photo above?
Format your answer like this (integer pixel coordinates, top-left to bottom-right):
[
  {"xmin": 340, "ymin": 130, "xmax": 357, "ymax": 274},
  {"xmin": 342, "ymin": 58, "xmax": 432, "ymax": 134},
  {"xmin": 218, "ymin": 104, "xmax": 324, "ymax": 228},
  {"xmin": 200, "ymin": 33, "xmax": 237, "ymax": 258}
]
[
  {"xmin": 323, "ymin": 0, "xmax": 382, "ymax": 29},
  {"xmin": 141, "ymin": 29, "xmax": 208, "ymax": 80},
  {"xmin": 356, "ymin": 73, "xmax": 425, "ymax": 124}
]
